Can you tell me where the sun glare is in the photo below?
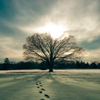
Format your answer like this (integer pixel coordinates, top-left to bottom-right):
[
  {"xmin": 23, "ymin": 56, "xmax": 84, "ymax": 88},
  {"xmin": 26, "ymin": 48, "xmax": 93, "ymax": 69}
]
[
  {"xmin": 31, "ymin": 23, "xmax": 68, "ymax": 39},
  {"xmin": 38, "ymin": 23, "xmax": 68, "ymax": 39},
  {"xmin": 22, "ymin": 22, "xmax": 69, "ymax": 39}
]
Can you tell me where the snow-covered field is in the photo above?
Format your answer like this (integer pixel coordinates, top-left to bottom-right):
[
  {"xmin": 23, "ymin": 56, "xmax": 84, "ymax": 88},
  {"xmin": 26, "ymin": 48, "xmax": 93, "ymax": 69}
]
[{"xmin": 0, "ymin": 69, "xmax": 100, "ymax": 100}]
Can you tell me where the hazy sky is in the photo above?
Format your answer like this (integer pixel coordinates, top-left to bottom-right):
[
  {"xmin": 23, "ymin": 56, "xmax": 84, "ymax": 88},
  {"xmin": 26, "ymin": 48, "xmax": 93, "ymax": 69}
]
[{"xmin": 0, "ymin": 0, "xmax": 100, "ymax": 63}]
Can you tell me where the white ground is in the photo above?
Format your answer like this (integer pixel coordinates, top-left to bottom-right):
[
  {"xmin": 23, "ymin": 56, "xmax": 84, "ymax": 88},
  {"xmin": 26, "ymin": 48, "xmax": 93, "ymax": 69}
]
[{"xmin": 0, "ymin": 69, "xmax": 100, "ymax": 100}]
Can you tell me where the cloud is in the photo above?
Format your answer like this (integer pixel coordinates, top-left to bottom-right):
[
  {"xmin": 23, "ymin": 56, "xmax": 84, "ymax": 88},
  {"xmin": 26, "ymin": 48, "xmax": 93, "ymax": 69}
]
[
  {"xmin": 78, "ymin": 36, "xmax": 100, "ymax": 50},
  {"xmin": 83, "ymin": 49, "xmax": 100, "ymax": 61},
  {"xmin": 19, "ymin": 0, "xmax": 100, "ymax": 41},
  {"xmin": 0, "ymin": 37, "xmax": 23, "ymax": 61}
]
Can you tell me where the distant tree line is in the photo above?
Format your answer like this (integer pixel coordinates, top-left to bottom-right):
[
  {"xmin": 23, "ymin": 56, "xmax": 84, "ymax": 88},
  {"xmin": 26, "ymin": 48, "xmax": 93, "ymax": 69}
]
[
  {"xmin": 53, "ymin": 61, "xmax": 100, "ymax": 69},
  {"xmin": 0, "ymin": 58, "xmax": 100, "ymax": 70}
]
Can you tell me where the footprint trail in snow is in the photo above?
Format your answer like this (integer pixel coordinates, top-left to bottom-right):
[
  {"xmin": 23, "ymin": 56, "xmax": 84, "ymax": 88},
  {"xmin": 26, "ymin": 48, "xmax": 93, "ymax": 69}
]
[{"xmin": 36, "ymin": 80, "xmax": 50, "ymax": 99}]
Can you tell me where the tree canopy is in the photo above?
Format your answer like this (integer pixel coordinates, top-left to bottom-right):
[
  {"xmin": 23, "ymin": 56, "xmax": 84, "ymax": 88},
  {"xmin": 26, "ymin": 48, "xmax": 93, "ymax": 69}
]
[{"xmin": 23, "ymin": 33, "xmax": 84, "ymax": 72}]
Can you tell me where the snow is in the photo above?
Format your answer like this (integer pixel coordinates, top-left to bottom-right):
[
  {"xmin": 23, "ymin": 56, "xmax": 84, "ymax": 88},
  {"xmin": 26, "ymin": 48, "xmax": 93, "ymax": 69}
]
[{"xmin": 0, "ymin": 69, "xmax": 100, "ymax": 100}]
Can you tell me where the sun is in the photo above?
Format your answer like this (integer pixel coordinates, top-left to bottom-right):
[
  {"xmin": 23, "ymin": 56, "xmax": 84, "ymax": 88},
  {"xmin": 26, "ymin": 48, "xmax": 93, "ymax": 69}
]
[{"xmin": 38, "ymin": 22, "xmax": 68, "ymax": 39}]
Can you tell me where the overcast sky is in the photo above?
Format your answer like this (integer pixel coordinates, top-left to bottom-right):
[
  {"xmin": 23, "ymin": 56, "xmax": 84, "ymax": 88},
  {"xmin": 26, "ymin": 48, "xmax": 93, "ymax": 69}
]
[{"xmin": 0, "ymin": 0, "xmax": 100, "ymax": 63}]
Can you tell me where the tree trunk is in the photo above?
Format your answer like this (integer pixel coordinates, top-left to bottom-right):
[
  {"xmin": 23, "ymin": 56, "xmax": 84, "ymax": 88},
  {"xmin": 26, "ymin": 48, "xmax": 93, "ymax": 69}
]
[
  {"xmin": 49, "ymin": 65, "xmax": 53, "ymax": 72},
  {"xmin": 49, "ymin": 49, "xmax": 54, "ymax": 72},
  {"xmin": 49, "ymin": 60, "xmax": 54, "ymax": 72}
]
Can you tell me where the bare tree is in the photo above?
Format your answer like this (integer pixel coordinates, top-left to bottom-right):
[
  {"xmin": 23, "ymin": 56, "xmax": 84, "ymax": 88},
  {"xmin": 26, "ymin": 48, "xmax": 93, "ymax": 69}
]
[{"xmin": 23, "ymin": 33, "xmax": 84, "ymax": 72}]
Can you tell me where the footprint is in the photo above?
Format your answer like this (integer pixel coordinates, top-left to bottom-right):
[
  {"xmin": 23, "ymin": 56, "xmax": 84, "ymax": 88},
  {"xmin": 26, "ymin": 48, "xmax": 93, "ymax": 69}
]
[
  {"xmin": 37, "ymin": 86, "xmax": 40, "ymax": 88},
  {"xmin": 40, "ymin": 85, "xmax": 42, "ymax": 87},
  {"xmin": 41, "ymin": 88, "xmax": 45, "ymax": 91},
  {"xmin": 40, "ymin": 99, "xmax": 45, "ymax": 100},
  {"xmin": 36, "ymin": 83, "xmax": 38, "ymax": 85},
  {"xmin": 39, "ymin": 91, "xmax": 42, "ymax": 94},
  {"xmin": 44, "ymin": 94, "xmax": 50, "ymax": 98}
]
